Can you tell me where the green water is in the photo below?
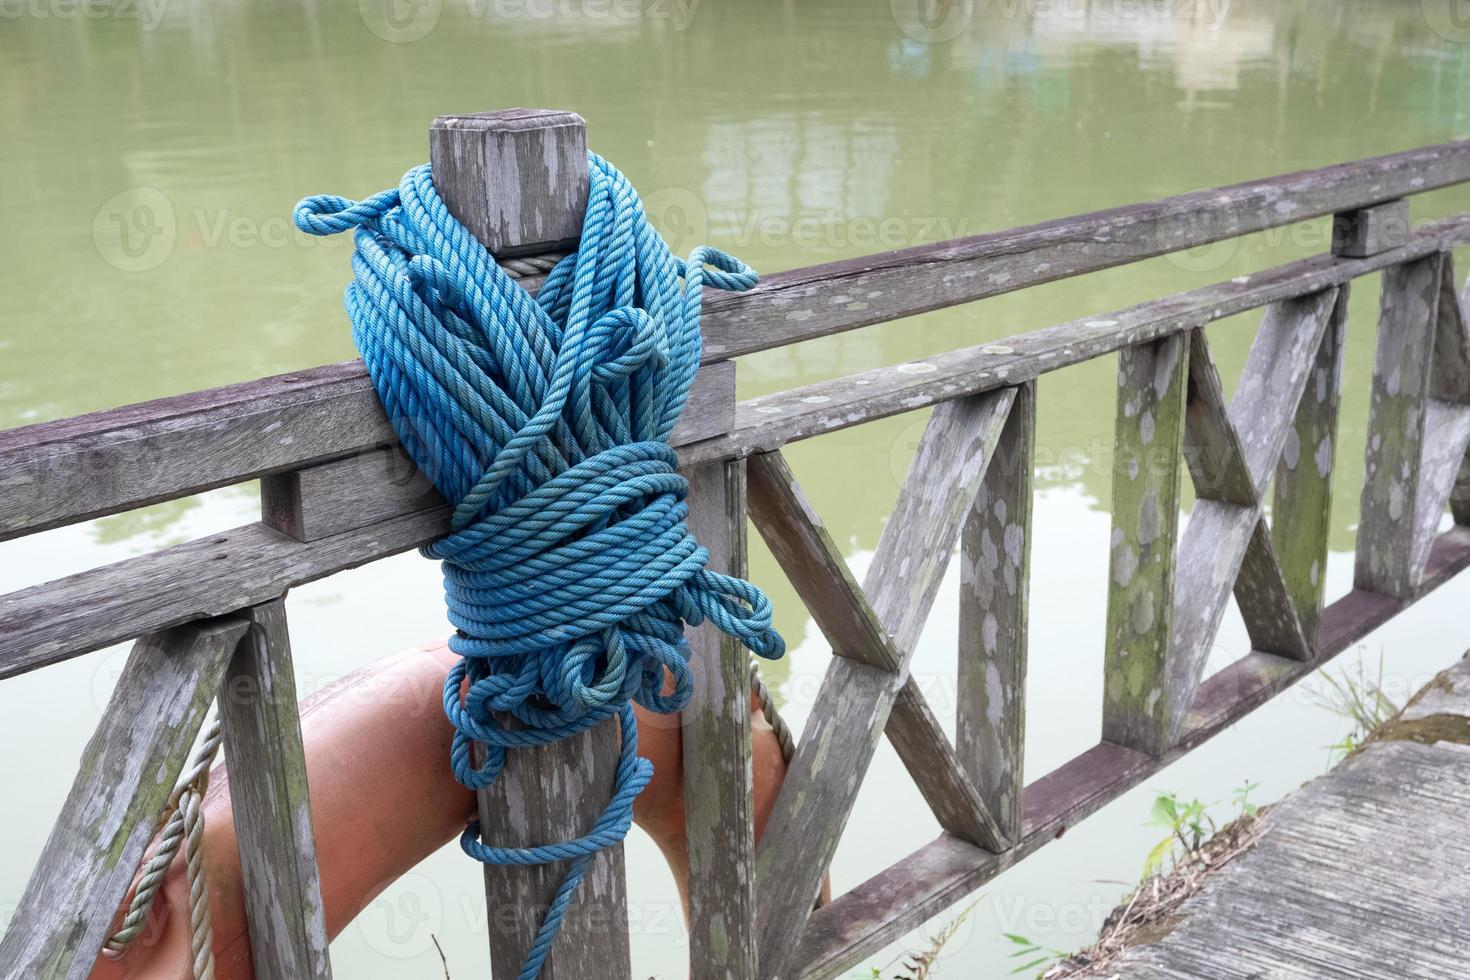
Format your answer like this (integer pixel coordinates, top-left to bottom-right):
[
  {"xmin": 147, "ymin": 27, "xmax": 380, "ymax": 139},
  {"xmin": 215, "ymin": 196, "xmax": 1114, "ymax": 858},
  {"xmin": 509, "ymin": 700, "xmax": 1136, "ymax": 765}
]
[{"xmin": 4, "ymin": 1, "xmax": 1470, "ymax": 976}]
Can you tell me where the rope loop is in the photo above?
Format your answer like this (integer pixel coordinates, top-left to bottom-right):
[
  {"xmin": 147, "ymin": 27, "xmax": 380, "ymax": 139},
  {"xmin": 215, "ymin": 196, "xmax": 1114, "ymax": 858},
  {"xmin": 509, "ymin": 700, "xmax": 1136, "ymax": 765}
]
[{"xmin": 296, "ymin": 151, "xmax": 784, "ymax": 980}]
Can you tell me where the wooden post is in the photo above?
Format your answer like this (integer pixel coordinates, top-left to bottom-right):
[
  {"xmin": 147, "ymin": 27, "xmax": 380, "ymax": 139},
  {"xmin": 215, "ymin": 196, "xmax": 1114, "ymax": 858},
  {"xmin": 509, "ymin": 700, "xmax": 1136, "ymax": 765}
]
[
  {"xmin": 0, "ymin": 617, "xmax": 249, "ymax": 979},
  {"xmin": 681, "ymin": 459, "xmax": 758, "ymax": 979},
  {"xmin": 429, "ymin": 109, "xmax": 632, "ymax": 980},
  {"xmin": 1356, "ymin": 253, "xmax": 1442, "ymax": 597},
  {"xmin": 217, "ymin": 599, "xmax": 332, "ymax": 980},
  {"xmin": 1102, "ymin": 333, "xmax": 1188, "ymax": 755},
  {"xmin": 1272, "ymin": 286, "xmax": 1349, "ymax": 647},
  {"xmin": 957, "ymin": 381, "xmax": 1034, "ymax": 845}
]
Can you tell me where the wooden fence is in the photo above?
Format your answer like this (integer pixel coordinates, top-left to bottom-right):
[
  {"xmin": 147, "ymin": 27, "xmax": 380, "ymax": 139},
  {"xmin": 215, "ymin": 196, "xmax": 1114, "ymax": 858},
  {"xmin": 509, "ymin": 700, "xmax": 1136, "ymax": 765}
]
[{"xmin": 3, "ymin": 108, "xmax": 1470, "ymax": 979}]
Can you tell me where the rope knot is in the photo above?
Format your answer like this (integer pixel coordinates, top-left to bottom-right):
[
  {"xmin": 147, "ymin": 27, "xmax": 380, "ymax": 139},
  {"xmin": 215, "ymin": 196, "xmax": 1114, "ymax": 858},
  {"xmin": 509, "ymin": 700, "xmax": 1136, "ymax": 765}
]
[{"xmin": 296, "ymin": 151, "xmax": 784, "ymax": 980}]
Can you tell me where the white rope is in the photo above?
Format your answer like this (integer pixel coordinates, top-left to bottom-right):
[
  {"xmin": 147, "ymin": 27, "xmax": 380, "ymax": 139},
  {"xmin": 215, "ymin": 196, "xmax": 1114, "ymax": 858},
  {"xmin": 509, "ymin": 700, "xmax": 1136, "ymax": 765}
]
[{"xmin": 105, "ymin": 718, "xmax": 223, "ymax": 979}]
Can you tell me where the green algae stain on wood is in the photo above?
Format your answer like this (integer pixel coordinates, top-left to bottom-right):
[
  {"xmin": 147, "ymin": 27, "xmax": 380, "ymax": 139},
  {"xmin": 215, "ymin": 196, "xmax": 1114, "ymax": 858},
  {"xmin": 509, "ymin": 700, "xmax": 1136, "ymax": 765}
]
[
  {"xmin": 1356, "ymin": 253, "xmax": 1443, "ymax": 598},
  {"xmin": 1104, "ymin": 332, "xmax": 1188, "ymax": 756},
  {"xmin": 1272, "ymin": 286, "xmax": 1348, "ymax": 648}
]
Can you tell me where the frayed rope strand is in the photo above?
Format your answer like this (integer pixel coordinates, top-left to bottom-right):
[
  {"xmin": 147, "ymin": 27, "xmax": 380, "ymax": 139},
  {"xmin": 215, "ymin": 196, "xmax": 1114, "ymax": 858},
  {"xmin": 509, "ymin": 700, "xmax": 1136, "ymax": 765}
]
[{"xmin": 294, "ymin": 153, "xmax": 784, "ymax": 980}]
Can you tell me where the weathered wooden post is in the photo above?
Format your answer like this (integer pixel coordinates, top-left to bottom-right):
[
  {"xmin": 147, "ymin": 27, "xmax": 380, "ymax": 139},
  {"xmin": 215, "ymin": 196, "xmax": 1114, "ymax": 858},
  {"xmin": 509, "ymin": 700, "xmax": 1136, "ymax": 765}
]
[
  {"xmin": 681, "ymin": 459, "xmax": 759, "ymax": 978},
  {"xmin": 428, "ymin": 109, "xmax": 632, "ymax": 979}
]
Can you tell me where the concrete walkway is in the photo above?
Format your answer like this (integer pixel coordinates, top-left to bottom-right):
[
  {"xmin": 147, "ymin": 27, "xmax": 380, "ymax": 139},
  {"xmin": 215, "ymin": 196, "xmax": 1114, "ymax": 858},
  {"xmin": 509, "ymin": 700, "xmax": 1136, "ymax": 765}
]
[{"xmin": 1105, "ymin": 654, "xmax": 1470, "ymax": 979}]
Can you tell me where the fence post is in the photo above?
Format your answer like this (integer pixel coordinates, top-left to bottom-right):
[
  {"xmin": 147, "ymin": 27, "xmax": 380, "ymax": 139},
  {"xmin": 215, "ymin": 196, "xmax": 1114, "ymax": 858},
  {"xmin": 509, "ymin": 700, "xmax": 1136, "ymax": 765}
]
[{"xmin": 429, "ymin": 109, "xmax": 632, "ymax": 980}]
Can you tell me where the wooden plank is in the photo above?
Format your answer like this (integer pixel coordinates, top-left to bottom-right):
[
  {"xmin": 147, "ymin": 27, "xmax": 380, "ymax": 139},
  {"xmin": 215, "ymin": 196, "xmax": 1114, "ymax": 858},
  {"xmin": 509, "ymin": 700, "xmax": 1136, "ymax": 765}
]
[
  {"xmin": 5, "ymin": 211, "xmax": 1470, "ymax": 543},
  {"xmin": 681, "ymin": 459, "xmax": 757, "ymax": 980},
  {"xmin": 747, "ymin": 404, "xmax": 1015, "ymax": 977},
  {"xmin": 1102, "ymin": 333, "xmax": 1188, "ymax": 755},
  {"xmin": 866, "ymin": 393, "xmax": 1018, "ymax": 656},
  {"xmin": 760, "ymin": 392, "xmax": 1016, "ymax": 861},
  {"xmin": 1183, "ymin": 331, "xmax": 1256, "ymax": 506},
  {"xmin": 1227, "ymin": 290, "xmax": 1339, "ymax": 491},
  {"xmin": 0, "ymin": 510, "xmax": 451, "ymax": 680},
  {"xmin": 261, "ymin": 360, "xmax": 735, "ymax": 542},
  {"xmin": 885, "ymin": 679, "xmax": 1006, "ymax": 851},
  {"xmin": 431, "ymin": 108, "xmax": 631, "ymax": 980},
  {"xmin": 1332, "ymin": 199, "xmax": 1410, "ymax": 258},
  {"xmin": 1105, "ymin": 739, "xmax": 1470, "ymax": 979},
  {"xmin": 683, "ymin": 210, "xmax": 1470, "ymax": 468},
  {"xmin": 1272, "ymin": 286, "xmax": 1348, "ymax": 646},
  {"xmin": 429, "ymin": 109, "xmax": 588, "ymax": 258},
  {"xmin": 1164, "ymin": 296, "xmax": 1332, "ymax": 738},
  {"xmin": 1356, "ymin": 253, "xmax": 1444, "ymax": 598},
  {"xmin": 956, "ymin": 382, "xmax": 1034, "ymax": 844},
  {"xmin": 700, "ymin": 140, "xmax": 1470, "ymax": 361},
  {"xmin": 0, "ymin": 617, "xmax": 249, "ymax": 979},
  {"xmin": 791, "ymin": 526, "xmax": 1470, "ymax": 979},
  {"xmin": 1412, "ymin": 400, "xmax": 1470, "ymax": 576},
  {"xmin": 1233, "ymin": 518, "xmax": 1313, "ymax": 661},
  {"xmin": 1432, "ymin": 252, "xmax": 1470, "ymax": 406},
  {"xmin": 217, "ymin": 599, "xmax": 332, "ymax": 980}
]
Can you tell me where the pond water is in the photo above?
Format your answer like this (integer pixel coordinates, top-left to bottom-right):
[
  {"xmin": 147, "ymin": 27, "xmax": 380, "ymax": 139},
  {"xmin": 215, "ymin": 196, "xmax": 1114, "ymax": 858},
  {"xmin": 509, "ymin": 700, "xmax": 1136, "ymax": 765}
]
[{"xmin": 3, "ymin": 0, "xmax": 1470, "ymax": 976}]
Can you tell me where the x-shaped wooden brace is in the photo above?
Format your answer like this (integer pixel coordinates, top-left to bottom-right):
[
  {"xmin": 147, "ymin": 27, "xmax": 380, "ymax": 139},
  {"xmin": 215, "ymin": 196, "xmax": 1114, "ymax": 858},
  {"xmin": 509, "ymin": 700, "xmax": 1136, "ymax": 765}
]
[
  {"xmin": 1356, "ymin": 252, "xmax": 1470, "ymax": 598},
  {"xmin": 744, "ymin": 384, "xmax": 1033, "ymax": 978},
  {"xmin": 1104, "ymin": 286, "xmax": 1344, "ymax": 754}
]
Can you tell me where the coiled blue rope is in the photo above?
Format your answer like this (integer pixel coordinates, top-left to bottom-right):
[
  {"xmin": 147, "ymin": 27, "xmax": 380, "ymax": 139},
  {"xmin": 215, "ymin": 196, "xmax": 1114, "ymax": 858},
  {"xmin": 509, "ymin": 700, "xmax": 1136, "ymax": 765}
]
[{"xmin": 294, "ymin": 154, "xmax": 784, "ymax": 979}]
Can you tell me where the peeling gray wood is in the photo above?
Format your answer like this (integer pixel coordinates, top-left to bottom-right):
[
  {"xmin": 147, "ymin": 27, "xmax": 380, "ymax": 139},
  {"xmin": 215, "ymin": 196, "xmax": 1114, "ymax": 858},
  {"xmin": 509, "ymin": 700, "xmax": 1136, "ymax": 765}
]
[
  {"xmin": 1183, "ymin": 331, "xmax": 1256, "ymax": 506},
  {"xmin": 430, "ymin": 110, "xmax": 588, "ymax": 258},
  {"xmin": 261, "ymin": 444, "xmax": 444, "ymax": 542},
  {"xmin": 1165, "ymin": 297, "xmax": 1332, "ymax": 740},
  {"xmin": 1233, "ymin": 517, "xmax": 1312, "ymax": 661},
  {"xmin": 5, "ymin": 211, "xmax": 1470, "ymax": 544},
  {"xmin": 682, "ymin": 214, "xmax": 1470, "ymax": 469},
  {"xmin": 1432, "ymin": 253, "xmax": 1470, "ymax": 406},
  {"xmin": 1181, "ymin": 324, "xmax": 1314, "ymax": 662},
  {"xmin": 790, "ymin": 525, "xmax": 1470, "ymax": 980},
  {"xmin": 1227, "ymin": 290, "xmax": 1340, "ymax": 492},
  {"xmin": 956, "ymin": 382, "xmax": 1033, "ymax": 845},
  {"xmin": 681, "ymin": 459, "xmax": 757, "ymax": 980},
  {"xmin": 260, "ymin": 360, "xmax": 734, "ymax": 542},
  {"xmin": 0, "ymin": 511, "xmax": 451, "ymax": 679},
  {"xmin": 217, "ymin": 599, "xmax": 332, "ymax": 980},
  {"xmin": 1332, "ymin": 198, "xmax": 1410, "ymax": 257},
  {"xmin": 1272, "ymin": 287, "xmax": 1348, "ymax": 646},
  {"xmin": 1106, "ymin": 738, "xmax": 1470, "ymax": 979},
  {"xmin": 432, "ymin": 108, "xmax": 630, "ymax": 980},
  {"xmin": 746, "ymin": 398, "xmax": 1014, "ymax": 978},
  {"xmin": 0, "ymin": 617, "xmax": 249, "ymax": 980},
  {"xmin": 1103, "ymin": 333, "xmax": 1188, "ymax": 756},
  {"xmin": 700, "ymin": 140, "xmax": 1470, "ymax": 362},
  {"xmin": 1356, "ymin": 253, "xmax": 1443, "ymax": 598}
]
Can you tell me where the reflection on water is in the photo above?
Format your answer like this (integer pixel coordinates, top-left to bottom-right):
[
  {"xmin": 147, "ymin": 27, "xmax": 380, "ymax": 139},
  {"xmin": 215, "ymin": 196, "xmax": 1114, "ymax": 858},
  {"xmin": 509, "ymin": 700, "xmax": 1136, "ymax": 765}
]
[{"xmin": 4, "ymin": 0, "xmax": 1470, "ymax": 976}]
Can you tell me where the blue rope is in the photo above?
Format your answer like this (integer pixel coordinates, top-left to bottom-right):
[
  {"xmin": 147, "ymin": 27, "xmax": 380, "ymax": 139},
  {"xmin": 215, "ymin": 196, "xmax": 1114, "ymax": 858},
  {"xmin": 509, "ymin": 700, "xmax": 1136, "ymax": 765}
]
[{"xmin": 294, "ymin": 154, "xmax": 784, "ymax": 979}]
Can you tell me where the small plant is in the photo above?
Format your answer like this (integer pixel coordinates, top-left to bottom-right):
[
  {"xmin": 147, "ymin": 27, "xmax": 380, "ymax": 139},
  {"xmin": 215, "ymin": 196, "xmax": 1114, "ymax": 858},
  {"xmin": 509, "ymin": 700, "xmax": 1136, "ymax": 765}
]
[
  {"xmin": 1232, "ymin": 779, "xmax": 1260, "ymax": 819},
  {"xmin": 1002, "ymin": 932, "xmax": 1069, "ymax": 977},
  {"xmin": 892, "ymin": 901, "xmax": 979, "ymax": 979},
  {"xmin": 1310, "ymin": 647, "xmax": 1402, "ymax": 761},
  {"xmin": 1141, "ymin": 790, "xmax": 1216, "ymax": 878}
]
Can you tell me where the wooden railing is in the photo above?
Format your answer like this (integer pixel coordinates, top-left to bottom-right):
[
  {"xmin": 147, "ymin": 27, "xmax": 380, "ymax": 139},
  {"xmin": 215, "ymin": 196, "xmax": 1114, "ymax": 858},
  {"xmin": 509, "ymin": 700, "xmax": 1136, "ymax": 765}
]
[{"xmin": 3, "ymin": 108, "xmax": 1470, "ymax": 979}]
